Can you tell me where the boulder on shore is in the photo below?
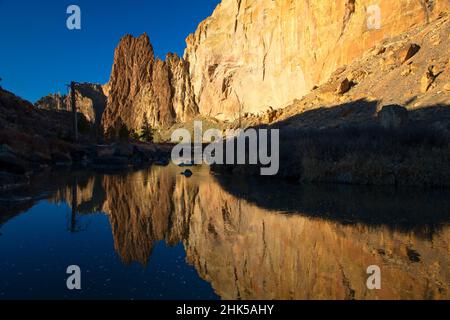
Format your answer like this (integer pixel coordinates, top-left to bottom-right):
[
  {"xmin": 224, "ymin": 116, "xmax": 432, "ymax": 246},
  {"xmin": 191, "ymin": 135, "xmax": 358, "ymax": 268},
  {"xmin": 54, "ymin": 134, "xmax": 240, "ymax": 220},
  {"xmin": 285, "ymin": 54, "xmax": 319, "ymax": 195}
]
[{"xmin": 378, "ymin": 105, "xmax": 409, "ymax": 129}]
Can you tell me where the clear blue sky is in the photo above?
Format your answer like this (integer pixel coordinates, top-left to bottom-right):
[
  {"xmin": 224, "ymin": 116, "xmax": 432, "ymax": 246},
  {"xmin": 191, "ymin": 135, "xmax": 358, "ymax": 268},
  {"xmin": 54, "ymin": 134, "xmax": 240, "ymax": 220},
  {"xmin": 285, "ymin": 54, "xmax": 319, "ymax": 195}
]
[{"xmin": 0, "ymin": 0, "xmax": 221, "ymax": 102}]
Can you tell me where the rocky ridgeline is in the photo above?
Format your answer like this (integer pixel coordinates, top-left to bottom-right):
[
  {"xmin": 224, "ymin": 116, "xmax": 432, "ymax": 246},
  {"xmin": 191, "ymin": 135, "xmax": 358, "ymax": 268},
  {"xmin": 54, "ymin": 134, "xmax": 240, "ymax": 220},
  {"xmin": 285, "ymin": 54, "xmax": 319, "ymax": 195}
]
[
  {"xmin": 35, "ymin": 0, "xmax": 450, "ymax": 135},
  {"xmin": 101, "ymin": 0, "xmax": 450, "ymax": 131},
  {"xmin": 35, "ymin": 83, "xmax": 107, "ymax": 126},
  {"xmin": 36, "ymin": 35, "xmax": 198, "ymax": 136}
]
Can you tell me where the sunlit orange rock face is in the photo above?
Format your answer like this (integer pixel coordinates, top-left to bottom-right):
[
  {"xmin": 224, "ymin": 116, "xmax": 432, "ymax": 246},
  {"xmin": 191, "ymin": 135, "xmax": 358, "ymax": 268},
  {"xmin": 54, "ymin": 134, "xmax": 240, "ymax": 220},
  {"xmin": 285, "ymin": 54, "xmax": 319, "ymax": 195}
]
[
  {"xmin": 100, "ymin": 0, "xmax": 450, "ymax": 128},
  {"xmin": 101, "ymin": 168, "xmax": 178, "ymax": 265},
  {"xmin": 102, "ymin": 34, "xmax": 197, "ymax": 134},
  {"xmin": 82, "ymin": 166, "xmax": 449, "ymax": 300},
  {"xmin": 184, "ymin": 0, "xmax": 450, "ymax": 120}
]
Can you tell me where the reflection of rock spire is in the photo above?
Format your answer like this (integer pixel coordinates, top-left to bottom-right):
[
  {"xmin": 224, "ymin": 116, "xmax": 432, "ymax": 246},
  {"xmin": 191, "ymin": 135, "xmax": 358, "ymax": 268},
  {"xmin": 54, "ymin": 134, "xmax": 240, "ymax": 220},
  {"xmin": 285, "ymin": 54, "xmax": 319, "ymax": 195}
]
[{"xmin": 101, "ymin": 167, "xmax": 182, "ymax": 266}]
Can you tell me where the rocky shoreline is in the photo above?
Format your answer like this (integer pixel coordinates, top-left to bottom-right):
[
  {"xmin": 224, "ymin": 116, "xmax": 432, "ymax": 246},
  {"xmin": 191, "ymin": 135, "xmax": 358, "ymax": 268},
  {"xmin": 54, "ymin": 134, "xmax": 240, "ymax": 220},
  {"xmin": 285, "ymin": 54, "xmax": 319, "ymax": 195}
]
[{"xmin": 0, "ymin": 142, "xmax": 172, "ymax": 191}]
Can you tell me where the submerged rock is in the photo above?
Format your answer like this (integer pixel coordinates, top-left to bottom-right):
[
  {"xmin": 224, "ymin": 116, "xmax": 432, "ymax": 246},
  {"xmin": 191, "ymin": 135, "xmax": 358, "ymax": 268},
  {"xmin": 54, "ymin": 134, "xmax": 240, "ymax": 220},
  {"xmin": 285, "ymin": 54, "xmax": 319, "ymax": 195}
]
[{"xmin": 181, "ymin": 169, "xmax": 193, "ymax": 178}]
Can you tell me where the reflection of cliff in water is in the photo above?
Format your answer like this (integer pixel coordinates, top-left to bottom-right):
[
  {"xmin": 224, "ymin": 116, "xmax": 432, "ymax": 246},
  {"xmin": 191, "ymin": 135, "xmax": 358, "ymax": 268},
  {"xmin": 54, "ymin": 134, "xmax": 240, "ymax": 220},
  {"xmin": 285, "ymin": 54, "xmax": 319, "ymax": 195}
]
[
  {"xmin": 102, "ymin": 168, "xmax": 177, "ymax": 265},
  {"xmin": 3, "ymin": 166, "xmax": 449, "ymax": 300},
  {"xmin": 214, "ymin": 175, "xmax": 450, "ymax": 239},
  {"xmin": 183, "ymin": 174, "xmax": 449, "ymax": 300}
]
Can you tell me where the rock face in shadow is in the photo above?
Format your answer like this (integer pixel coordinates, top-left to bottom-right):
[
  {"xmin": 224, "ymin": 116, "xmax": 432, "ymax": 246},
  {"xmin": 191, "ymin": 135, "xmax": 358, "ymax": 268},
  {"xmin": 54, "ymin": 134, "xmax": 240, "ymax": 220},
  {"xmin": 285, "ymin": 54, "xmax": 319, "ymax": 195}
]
[
  {"xmin": 378, "ymin": 105, "xmax": 409, "ymax": 129},
  {"xmin": 101, "ymin": 34, "xmax": 197, "ymax": 135},
  {"xmin": 184, "ymin": 0, "xmax": 450, "ymax": 121},
  {"xmin": 0, "ymin": 87, "xmax": 87, "ymax": 177},
  {"xmin": 1, "ymin": 88, "xmax": 75, "ymax": 141}
]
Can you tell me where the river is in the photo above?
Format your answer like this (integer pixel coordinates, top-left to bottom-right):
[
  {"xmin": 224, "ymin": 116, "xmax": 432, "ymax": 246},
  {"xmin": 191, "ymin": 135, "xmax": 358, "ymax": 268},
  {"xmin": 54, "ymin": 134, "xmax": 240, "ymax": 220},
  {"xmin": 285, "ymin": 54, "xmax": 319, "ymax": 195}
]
[{"xmin": 0, "ymin": 165, "xmax": 448, "ymax": 300}]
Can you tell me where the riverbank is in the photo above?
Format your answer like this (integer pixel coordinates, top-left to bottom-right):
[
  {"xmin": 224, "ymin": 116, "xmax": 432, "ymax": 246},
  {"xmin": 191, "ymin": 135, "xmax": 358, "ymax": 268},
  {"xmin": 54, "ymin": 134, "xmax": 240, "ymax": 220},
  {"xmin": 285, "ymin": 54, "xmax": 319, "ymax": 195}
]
[
  {"xmin": 211, "ymin": 122, "xmax": 450, "ymax": 188},
  {"xmin": 0, "ymin": 86, "xmax": 174, "ymax": 191},
  {"xmin": 0, "ymin": 141, "xmax": 172, "ymax": 191}
]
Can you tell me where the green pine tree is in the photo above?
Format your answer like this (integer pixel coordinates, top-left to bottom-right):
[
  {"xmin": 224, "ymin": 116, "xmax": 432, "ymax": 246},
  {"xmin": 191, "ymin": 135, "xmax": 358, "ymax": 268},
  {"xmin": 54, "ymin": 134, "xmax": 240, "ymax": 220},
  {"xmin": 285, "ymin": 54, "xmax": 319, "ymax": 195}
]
[
  {"xmin": 130, "ymin": 130, "xmax": 140, "ymax": 141},
  {"xmin": 140, "ymin": 114, "xmax": 154, "ymax": 142}
]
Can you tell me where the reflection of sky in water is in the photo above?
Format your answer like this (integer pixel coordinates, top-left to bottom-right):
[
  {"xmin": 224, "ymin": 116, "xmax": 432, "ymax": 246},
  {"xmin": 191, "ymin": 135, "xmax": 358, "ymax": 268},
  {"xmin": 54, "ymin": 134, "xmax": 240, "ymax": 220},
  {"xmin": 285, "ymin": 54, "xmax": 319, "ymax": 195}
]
[{"xmin": 0, "ymin": 201, "xmax": 218, "ymax": 300}]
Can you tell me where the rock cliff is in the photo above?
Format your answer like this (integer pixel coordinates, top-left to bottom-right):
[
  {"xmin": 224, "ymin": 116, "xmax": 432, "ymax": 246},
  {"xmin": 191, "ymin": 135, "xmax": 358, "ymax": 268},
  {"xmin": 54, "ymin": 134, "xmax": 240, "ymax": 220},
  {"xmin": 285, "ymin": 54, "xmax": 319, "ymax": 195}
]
[
  {"xmin": 184, "ymin": 0, "xmax": 450, "ymax": 120},
  {"xmin": 38, "ymin": 0, "xmax": 449, "ymax": 131},
  {"xmin": 35, "ymin": 83, "xmax": 107, "ymax": 125},
  {"xmin": 101, "ymin": 34, "xmax": 197, "ymax": 135}
]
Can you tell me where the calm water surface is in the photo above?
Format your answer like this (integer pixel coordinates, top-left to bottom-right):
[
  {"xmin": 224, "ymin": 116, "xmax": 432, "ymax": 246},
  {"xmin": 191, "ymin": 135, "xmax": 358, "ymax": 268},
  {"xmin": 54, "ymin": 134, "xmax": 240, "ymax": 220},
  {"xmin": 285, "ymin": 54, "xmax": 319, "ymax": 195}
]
[{"xmin": 0, "ymin": 165, "xmax": 449, "ymax": 300}]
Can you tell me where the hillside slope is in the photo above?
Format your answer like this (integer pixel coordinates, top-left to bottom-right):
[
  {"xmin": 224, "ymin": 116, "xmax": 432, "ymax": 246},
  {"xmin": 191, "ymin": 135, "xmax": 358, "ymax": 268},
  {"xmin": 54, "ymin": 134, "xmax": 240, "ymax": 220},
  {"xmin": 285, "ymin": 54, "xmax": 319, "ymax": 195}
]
[{"xmin": 269, "ymin": 13, "xmax": 450, "ymax": 129}]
